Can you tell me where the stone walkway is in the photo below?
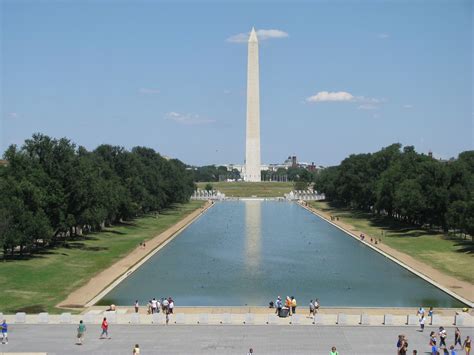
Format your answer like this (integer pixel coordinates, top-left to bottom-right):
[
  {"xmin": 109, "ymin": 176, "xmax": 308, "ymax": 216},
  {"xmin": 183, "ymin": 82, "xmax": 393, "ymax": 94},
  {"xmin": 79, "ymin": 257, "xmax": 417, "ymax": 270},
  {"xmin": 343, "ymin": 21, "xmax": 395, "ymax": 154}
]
[{"xmin": 1, "ymin": 324, "xmax": 472, "ymax": 354}]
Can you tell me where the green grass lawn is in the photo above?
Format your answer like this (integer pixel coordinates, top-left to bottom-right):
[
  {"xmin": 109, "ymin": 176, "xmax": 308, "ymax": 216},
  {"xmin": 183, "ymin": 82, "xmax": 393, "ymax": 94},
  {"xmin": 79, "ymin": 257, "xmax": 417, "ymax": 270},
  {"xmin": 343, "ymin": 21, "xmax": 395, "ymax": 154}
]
[
  {"xmin": 309, "ymin": 201, "xmax": 474, "ymax": 284},
  {"xmin": 0, "ymin": 200, "xmax": 205, "ymax": 313},
  {"xmin": 197, "ymin": 181, "xmax": 294, "ymax": 197}
]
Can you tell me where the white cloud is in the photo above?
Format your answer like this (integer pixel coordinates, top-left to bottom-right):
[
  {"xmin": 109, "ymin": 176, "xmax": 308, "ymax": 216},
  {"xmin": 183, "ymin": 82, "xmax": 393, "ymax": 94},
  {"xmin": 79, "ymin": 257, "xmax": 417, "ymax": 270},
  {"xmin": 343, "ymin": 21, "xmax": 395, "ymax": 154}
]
[
  {"xmin": 165, "ymin": 112, "xmax": 215, "ymax": 125},
  {"xmin": 377, "ymin": 33, "xmax": 390, "ymax": 39},
  {"xmin": 306, "ymin": 91, "xmax": 354, "ymax": 103},
  {"xmin": 227, "ymin": 29, "xmax": 289, "ymax": 43},
  {"xmin": 358, "ymin": 104, "xmax": 378, "ymax": 110},
  {"xmin": 139, "ymin": 88, "xmax": 160, "ymax": 95},
  {"xmin": 403, "ymin": 104, "xmax": 414, "ymax": 109},
  {"xmin": 306, "ymin": 91, "xmax": 386, "ymax": 111}
]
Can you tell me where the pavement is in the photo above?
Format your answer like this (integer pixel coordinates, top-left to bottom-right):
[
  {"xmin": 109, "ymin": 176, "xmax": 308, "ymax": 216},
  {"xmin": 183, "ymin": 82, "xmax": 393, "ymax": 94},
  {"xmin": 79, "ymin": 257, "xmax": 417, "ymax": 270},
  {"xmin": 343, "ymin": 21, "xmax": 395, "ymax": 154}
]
[{"xmin": 1, "ymin": 324, "xmax": 472, "ymax": 354}]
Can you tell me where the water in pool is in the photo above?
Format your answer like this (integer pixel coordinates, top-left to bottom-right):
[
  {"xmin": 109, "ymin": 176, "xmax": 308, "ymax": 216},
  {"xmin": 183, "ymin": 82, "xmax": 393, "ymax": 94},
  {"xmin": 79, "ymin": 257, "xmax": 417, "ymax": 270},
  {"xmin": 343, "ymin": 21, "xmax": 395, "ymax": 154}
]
[{"xmin": 102, "ymin": 200, "xmax": 464, "ymax": 307}]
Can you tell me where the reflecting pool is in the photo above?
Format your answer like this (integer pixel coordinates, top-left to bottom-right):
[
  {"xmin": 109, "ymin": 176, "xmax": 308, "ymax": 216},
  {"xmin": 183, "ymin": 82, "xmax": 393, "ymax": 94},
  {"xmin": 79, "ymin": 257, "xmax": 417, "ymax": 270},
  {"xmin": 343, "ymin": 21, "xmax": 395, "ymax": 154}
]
[{"xmin": 102, "ymin": 200, "xmax": 464, "ymax": 307}]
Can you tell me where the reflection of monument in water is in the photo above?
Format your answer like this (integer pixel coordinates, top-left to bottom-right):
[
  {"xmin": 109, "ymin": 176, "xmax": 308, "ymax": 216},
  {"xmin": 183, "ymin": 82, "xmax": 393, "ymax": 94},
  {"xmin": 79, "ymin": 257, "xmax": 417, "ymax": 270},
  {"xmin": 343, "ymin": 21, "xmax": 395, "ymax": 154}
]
[
  {"xmin": 244, "ymin": 27, "xmax": 261, "ymax": 182},
  {"xmin": 244, "ymin": 200, "xmax": 261, "ymax": 270}
]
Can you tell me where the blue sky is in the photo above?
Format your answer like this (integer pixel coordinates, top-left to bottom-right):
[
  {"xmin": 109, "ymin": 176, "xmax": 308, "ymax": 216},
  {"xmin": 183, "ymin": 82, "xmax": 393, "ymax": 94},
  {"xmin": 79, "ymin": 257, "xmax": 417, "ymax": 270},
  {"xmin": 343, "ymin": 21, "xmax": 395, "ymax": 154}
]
[{"xmin": 1, "ymin": 0, "xmax": 472, "ymax": 166}]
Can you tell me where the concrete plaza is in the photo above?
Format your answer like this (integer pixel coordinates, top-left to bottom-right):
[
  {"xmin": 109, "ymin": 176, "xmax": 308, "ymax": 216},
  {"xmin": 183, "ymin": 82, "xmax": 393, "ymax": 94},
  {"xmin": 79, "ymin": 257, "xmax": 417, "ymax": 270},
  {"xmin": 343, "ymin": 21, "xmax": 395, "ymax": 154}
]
[{"xmin": 1, "ymin": 324, "xmax": 472, "ymax": 354}]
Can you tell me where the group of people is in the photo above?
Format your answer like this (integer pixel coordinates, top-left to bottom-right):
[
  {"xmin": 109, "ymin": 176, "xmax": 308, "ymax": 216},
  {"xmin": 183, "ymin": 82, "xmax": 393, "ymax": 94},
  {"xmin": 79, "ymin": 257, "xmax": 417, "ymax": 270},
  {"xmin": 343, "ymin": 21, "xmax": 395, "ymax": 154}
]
[
  {"xmin": 272, "ymin": 296, "xmax": 298, "ymax": 316},
  {"xmin": 429, "ymin": 328, "xmax": 470, "ymax": 355},
  {"xmin": 270, "ymin": 296, "xmax": 321, "ymax": 318},
  {"xmin": 145, "ymin": 297, "xmax": 175, "ymax": 315}
]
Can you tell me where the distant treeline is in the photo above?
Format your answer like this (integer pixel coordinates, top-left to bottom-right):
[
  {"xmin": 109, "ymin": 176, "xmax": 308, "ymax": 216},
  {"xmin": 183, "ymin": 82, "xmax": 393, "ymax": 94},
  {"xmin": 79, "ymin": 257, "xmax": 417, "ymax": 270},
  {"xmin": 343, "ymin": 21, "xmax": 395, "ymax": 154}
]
[
  {"xmin": 314, "ymin": 144, "xmax": 473, "ymax": 237},
  {"xmin": 0, "ymin": 134, "xmax": 195, "ymax": 257}
]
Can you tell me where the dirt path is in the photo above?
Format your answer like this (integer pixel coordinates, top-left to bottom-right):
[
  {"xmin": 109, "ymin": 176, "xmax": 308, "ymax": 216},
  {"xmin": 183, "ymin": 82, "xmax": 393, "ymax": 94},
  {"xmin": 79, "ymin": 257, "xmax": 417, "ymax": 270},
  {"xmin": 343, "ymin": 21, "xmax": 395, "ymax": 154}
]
[
  {"xmin": 58, "ymin": 201, "xmax": 212, "ymax": 309},
  {"xmin": 300, "ymin": 202, "xmax": 474, "ymax": 305}
]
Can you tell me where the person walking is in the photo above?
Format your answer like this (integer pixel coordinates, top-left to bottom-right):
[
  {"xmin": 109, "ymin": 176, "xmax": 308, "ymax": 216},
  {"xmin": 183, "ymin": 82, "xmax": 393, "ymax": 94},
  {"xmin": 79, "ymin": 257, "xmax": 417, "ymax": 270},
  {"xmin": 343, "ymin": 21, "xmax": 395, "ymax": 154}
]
[
  {"xmin": 168, "ymin": 298, "xmax": 174, "ymax": 314},
  {"xmin": 151, "ymin": 298, "xmax": 158, "ymax": 314},
  {"xmin": 399, "ymin": 336, "xmax": 408, "ymax": 355},
  {"xmin": 439, "ymin": 327, "xmax": 447, "ymax": 349},
  {"xmin": 419, "ymin": 315, "xmax": 426, "ymax": 332},
  {"xmin": 1, "ymin": 319, "xmax": 8, "ymax": 345},
  {"xmin": 464, "ymin": 336, "xmax": 471, "ymax": 355},
  {"xmin": 134, "ymin": 300, "xmax": 139, "ymax": 313},
  {"xmin": 330, "ymin": 346, "xmax": 339, "ymax": 355},
  {"xmin": 100, "ymin": 317, "xmax": 110, "ymax": 339},
  {"xmin": 454, "ymin": 328, "xmax": 462, "ymax": 349},
  {"xmin": 450, "ymin": 345, "xmax": 458, "ymax": 355},
  {"xmin": 430, "ymin": 331, "xmax": 438, "ymax": 355},
  {"xmin": 309, "ymin": 300, "xmax": 315, "ymax": 316},
  {"xmin": 133, "ymin": 344, "xmax": 140, "ymax": 354},
  {"xmin": 162, "ymin": 297, "xmax": 169, "ymax": 313},
  {"xmin": 275, "ymin": 296, "xmax": 282, "ymax": 315},
  {"xmin": 314, "ymin": 299, "xmax": 320, "ymax": 313},
  {"xmin": 247, "ymin": 348, "xmax": 254, "ymax": 355},
  {"xmin": 291, "ymin": 296, "xmax": 297, "ymax": 315},
  {"xmin": 76, "ymin": 320, "xmax": 86, "ymax": 345}
]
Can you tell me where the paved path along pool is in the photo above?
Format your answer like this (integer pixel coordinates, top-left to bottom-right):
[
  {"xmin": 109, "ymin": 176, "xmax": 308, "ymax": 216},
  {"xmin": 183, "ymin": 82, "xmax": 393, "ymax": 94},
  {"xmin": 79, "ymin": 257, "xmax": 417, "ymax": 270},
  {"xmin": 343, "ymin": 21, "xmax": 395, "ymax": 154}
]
[
  {"xmin": 102, "ymin": 200, "xmax": 464, "ymax": 307},
  {"xmin": 3, "ymin": 324, "xmax": 473, "ymax": 354}
]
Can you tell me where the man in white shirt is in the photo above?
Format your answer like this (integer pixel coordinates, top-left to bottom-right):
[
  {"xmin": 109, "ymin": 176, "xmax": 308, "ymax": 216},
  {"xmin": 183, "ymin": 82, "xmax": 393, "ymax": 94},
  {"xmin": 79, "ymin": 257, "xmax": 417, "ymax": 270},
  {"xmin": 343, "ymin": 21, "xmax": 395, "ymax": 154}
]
[{"xmin": 151, "ymin": 298, "xmax": 158, "ymax": 314}]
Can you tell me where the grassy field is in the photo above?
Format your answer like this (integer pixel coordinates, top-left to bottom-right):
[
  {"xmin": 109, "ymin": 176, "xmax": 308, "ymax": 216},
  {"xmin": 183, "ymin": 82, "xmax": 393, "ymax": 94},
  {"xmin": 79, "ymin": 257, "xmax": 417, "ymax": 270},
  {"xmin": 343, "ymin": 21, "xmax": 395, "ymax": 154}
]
[
  {"xmin": 0, "ymin": 200, "xmax": 205, "ymax": 313},
  {"xmin": 309, "ymin": 201, "xmax": 474, "ymax": 283},
  {"xmin": 196, "ymin": 181, "xmax": 294, "ymax": 197}
]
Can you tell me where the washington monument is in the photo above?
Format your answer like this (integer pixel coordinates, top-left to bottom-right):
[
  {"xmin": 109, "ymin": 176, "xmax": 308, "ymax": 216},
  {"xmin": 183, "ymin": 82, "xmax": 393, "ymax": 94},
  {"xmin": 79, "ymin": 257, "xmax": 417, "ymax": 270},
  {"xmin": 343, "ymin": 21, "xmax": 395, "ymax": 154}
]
[{"xmin": 244, "ymin": 27, "xmax": 261, "ymax": 182}]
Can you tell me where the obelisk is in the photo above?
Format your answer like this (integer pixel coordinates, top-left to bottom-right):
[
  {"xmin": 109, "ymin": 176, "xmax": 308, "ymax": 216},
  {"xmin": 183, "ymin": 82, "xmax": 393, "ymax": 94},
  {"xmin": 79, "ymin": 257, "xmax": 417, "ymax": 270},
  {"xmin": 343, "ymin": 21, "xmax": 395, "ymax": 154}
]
[{"xmin": 245, "ymin": 27, "xmax": 261, "ymax": 182}]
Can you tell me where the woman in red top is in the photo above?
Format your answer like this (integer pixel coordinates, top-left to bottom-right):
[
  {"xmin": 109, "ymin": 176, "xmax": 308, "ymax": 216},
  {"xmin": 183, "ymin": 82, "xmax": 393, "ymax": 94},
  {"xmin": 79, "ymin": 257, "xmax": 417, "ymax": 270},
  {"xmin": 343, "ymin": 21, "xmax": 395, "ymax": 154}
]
[{"xmin": 100, "ymin": 317, "xmax": 110, "ymax": 339}]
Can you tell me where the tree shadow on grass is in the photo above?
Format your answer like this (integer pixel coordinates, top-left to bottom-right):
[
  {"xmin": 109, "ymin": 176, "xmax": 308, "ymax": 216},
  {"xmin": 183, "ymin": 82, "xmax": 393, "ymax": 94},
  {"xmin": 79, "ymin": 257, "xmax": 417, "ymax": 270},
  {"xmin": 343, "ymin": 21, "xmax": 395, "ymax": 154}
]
[
  {"xmin": 65, "ymin": 242, "xmax": 108, "ymax": 252},
  {"xmin": 452, "ymin": 240, "xmax": 474, "ymax": 254},
  {"xmin": 14, "ymin": 304, "xmax": 46, "ymax": 313}
]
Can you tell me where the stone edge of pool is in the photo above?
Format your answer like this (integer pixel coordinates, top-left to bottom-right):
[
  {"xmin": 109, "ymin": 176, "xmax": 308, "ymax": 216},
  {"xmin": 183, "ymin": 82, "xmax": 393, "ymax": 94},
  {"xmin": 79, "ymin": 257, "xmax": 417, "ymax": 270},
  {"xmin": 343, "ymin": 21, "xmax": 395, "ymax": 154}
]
[{"xmin": 297, "ymin": 202, "xmax": 474, "ymax": 308}]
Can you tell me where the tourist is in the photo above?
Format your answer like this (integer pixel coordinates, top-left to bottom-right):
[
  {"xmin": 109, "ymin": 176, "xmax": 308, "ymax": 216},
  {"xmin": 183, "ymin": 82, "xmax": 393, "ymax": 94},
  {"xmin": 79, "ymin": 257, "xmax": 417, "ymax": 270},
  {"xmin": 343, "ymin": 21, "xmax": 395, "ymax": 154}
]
[
  {"xmin": 450, "ymin": 345, "xmax": 457, "ymax": 355},
  {"xmin": 413, "ymin": 351, "xmax": 418, "ymax": 355},
  {"xmin": 291, "ymin": 296, "xmax": 297, "ymax": 314},
  {"xmin": 430, "ymin": 331, "xmax": 438, "ymax": 355},
  {"xmin": 397, "ymin": 335, "xmax": 404, "ymax": 354},
  {"xmin": 417, "ymin": 306, "xmax": 425, "ymax": 318},
  {"xmin": 439, "ymin": 327, "xmax": 447, "ymax": 349},
  {"xmin": 100, "ymin": 317, "xmax": 110, "ymax": 339},
  {"xmin": 133, "ymin": 344, "xmax": 140, "ymax": 354},
  {"xmin": 76, "ymin": 320, "xmax": 86, "ymax": 345},
  {"xmin": 151, "ymin": 298, "xmax": 158, "ymax": 314},
  {"xmin": 464, "ymin": 336, "xmax": 471, "ymax": 355},
  {"xmin": 314, "ymin": 299, "xmax": 320, "ymax": 313},
  {"xmin": 162, "ymin": 297, "xmax": 169, "ymax": 313},
  {"xmin": 168, "ymin": 297, "xmax": 174, "ymax": 314},
  {"xmin": 400, "ymin": 336, "xmax": 409, "ymax": 355},
  {"xmin": 330, "ymin": 346, "xmax": 339, "ymax": 355},
  {"xmin": 275, "ymin": 296, "xmax": 282, "ymax": 315},
  {"xmin": 1, "ymin": 319, "xmax": 8, "ymax": 345},
  {"xmin": 285, "ymin": 297, "xmax": 292, "ymax": 316},
  {"xmin": 419, "ymin": 315, "xmax": 426, "ymax": 332},
  {"xmin": 134, "ymin": 300, "xmax": 139, "ymax": 313},
  {"xmin": 454, "ymin": 328, "xmax": 461, "ymax": 349},
  {"xmin": 147, "ymin": 300, "xmax": 152, "ymax": 314},
  {"xmin": 247, "ymin": 348, "xmax": 254, "ymax": 355},
  {"xmin": 309, "ymin": 300, "xmax": 315, "ymax": 316},
  {"xmin": 428, "ymin": 307, "xmax": 434, "ymax": 318}
]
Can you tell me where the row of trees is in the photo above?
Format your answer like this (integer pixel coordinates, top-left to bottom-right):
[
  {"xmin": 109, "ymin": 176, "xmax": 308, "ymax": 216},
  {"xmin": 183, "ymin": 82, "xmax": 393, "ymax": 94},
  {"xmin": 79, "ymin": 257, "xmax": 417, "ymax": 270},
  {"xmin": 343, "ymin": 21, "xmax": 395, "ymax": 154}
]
[
  {"xmin": 314, "ymin": 144, "xmax": 474, "ymax": 237},
  {"xmin": 191, "ymin": 165, "xmax": 241, "ymax": 182},
  {"xmin": 0, "ymin": 134, "xmax": 195, "ymax": 257}
]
